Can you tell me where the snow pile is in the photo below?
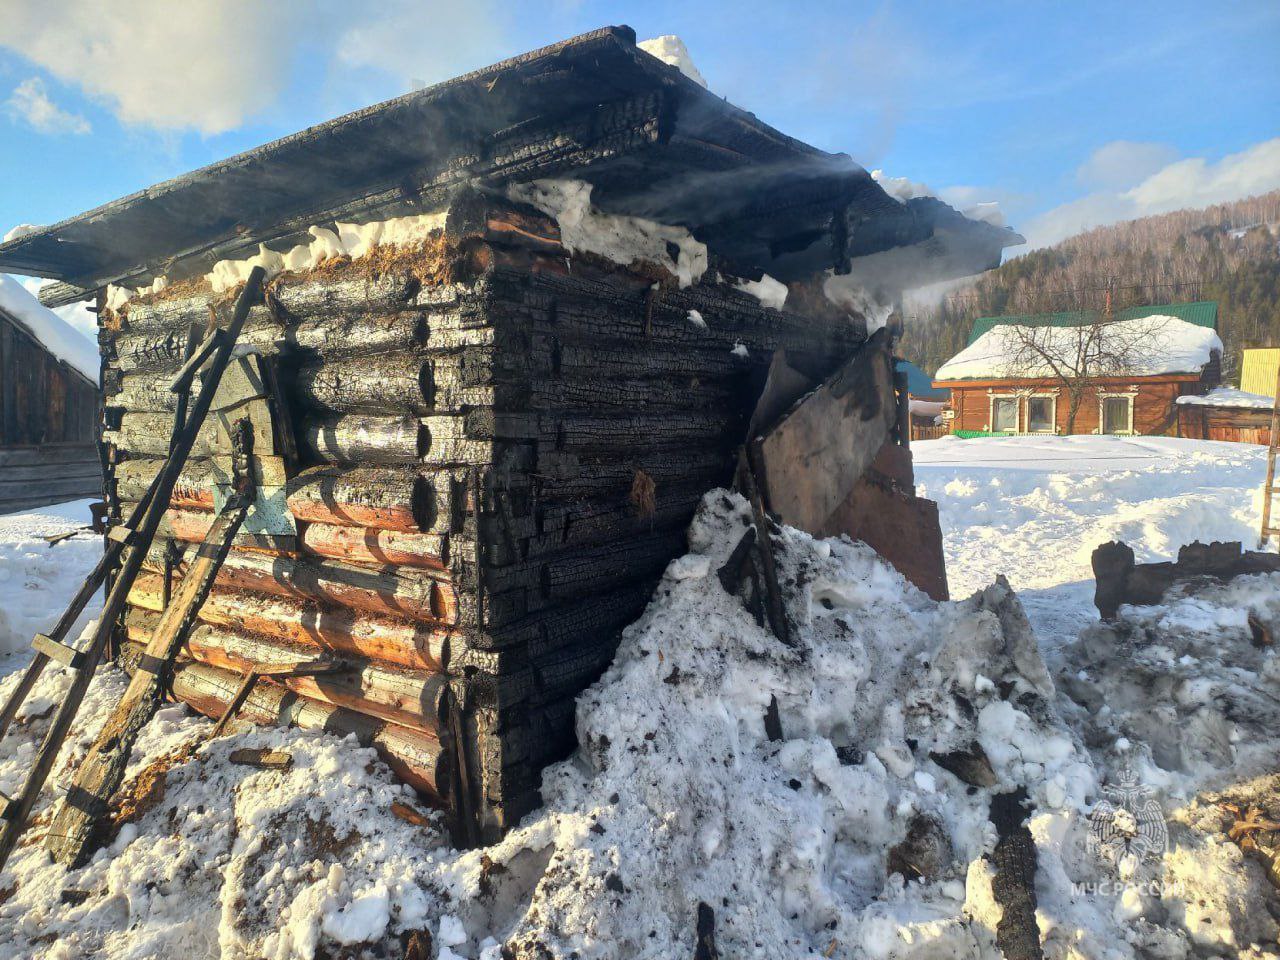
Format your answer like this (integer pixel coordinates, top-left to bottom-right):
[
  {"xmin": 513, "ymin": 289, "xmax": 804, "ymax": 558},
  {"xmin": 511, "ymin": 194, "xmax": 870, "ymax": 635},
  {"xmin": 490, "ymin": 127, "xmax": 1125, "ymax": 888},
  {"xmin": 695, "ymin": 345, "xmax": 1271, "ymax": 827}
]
[
  {"xmin": 509, "ymin": 179, "xmax": 708, "ymax": 288},
  {"xmin": 0, "ymin": 660, "xmax": 458, "ymax": 960},
  {"xmin": 637, "ymin": 35, "xmax": 707, "ymax": 88},
  {"xmin": 0, "ymin": 274, "xmax": 98, "ymax": 380},
  {"xmin": 205, "ymin": 213, "xmax": 448, "ymax": 293},
  {"xmin": 909, "ymin": 398, "xmax": 946, "ymax": 419},
  {"xmin": 0, "ymin": 499, "xmax": 101, "ymax": 659},
  {"xmin": 3, "ymin": 223, "xmax": 42, "ymax": 243},
  {"xmin": 2, "ymin": 453, "xmax": 1278, "ymax": 957},
  {"xmin": 104, "ymin": 210, "xmax": 451, "ymax": 304},
  {"xmin": 1176, "ymin": 385, "xmax": 1275, "ymax": 409},
  {"xmin": 935, "ymin": 315, "xmax": 1223, "ymax": 382},
  {"xmin": 733, "ymin": 273, "xmax": 788, "ymax": 309},
  {"xmin": 488, "ymin": 495, "xmax": 1111, "ymax": 959}
]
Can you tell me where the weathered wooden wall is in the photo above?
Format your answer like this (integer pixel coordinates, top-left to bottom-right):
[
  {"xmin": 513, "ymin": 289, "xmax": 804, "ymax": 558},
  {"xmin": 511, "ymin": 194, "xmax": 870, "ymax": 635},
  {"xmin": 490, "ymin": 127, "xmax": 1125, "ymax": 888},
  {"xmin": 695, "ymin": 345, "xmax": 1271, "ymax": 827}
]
[
  {"xmin": 0, "ymin": 444, "xmax": 101, "ymax": 514},
  {"xmin": 1, "ymin": 311, "xmax": 96, "ymax": 446},
  {"xmin": 1177, "ymin": 404, "xmax": 1273, "ymax": 444},
  {"xmin": 0, "ymin": 311, "xmax": 100, "ymax": 514},
  {"xmin": 98, "ymin": 191, "xmax": 869, "ymax": 841},
  {"xmin": 944, "ymin": 376, "xmax": 1207, "ymax": 436}
]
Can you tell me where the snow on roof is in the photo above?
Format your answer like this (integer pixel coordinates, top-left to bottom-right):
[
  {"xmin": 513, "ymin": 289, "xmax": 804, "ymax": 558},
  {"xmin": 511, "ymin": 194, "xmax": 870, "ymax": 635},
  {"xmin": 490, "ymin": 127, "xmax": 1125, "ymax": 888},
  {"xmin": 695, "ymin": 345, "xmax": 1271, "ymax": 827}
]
[
  {"xmin": 1175, "ymin": 386, "xmax": 1275, "ymax": 409},
  {"xmin": 934, "ymin": 313, "xmax": 1222, "ymax": 383},
  {"xmin": 0, "ymin": 274, "xmax": 98, "ymax": 382},
  {"xmin": 637, "ymin": 35, "xmax": 707, "ymax": 87}
]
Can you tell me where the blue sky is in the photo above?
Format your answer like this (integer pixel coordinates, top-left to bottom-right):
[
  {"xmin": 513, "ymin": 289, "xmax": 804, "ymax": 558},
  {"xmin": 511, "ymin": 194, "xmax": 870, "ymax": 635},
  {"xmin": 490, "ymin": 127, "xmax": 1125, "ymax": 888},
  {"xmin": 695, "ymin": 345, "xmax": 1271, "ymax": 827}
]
[{"xmin": 0, "ymin": 1, "xmax": 1277, "ymax": 254}]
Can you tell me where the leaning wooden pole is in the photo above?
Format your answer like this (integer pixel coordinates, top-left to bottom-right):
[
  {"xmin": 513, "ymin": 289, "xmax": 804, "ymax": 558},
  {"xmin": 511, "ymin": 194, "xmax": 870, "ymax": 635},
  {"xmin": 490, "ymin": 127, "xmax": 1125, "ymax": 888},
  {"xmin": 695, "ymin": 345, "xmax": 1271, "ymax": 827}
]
[
  {"xmin": 45, "ymin": 494, "xmax": 252, "ymax": 864},
  {"xmin": 0, "ymin": 267, "xmax": 265, "ymax": 875}
]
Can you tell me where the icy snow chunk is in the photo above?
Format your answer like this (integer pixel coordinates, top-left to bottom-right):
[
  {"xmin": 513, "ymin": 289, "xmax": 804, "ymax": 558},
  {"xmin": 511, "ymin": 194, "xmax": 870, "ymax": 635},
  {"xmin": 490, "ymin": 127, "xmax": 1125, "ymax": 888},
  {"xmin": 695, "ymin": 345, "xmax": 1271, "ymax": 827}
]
[
  {"xmin": 322, "ymin": 884, "xmax": 391, "ymax": 945},
  {"xmin": 667, "ymin": 554, "xmax": 711, "ymax": 581},
  {"xmin": 733, "ymin": 273, "xmax": 787, "ymax": 310},
  {"xmin": 686, "ymin": 308, "xmax": 706, "ymax": 328},
  {"xmin": 510, "ymin": 179, "xmax": 707, "ymax": 287},
  {"xmin": 730, "ymin": 342, "xmax": 749, "ymax": 359},
  {"xmin": 638, "ymin": 35, "xmax": 707, "ymax": 87},
  {"xmin": 437, "ymin": 914, "xmax": 466, "ymax": 946}
]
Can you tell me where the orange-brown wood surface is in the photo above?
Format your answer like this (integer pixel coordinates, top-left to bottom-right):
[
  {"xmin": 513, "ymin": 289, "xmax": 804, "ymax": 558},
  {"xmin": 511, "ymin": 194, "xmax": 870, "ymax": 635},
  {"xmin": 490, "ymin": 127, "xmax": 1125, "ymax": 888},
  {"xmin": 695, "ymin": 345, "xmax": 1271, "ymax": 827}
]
[
  {"xmin": 125, "ymin": 613, "xmax": 447, "ymax": 730},
  {"xmin": 128, "ymin": 574, "xmax": 451, "ymax": 670},
  {"xmin": 300, "ymin": 522, "xmax": 447, "ymax": 569},
  {"xmin": 1177, "ymin": 405, "xmax": 1273, "ymax": 445},
  {"xmin": 942, "ymin": 375, "xmax": 1204, "ymax": 436},
  {"xmin": 140, "ymin": 545, "xmax": 455, "ymax": 624}
]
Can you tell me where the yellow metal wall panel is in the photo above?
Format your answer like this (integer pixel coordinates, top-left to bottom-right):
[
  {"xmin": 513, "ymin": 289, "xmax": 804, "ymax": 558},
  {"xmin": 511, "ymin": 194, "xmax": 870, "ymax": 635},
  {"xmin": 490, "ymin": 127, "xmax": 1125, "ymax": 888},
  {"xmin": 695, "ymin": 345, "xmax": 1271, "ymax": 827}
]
[{"xmin": 1241, "ymin": 349, "xmax": 1280, "ymax": 397}]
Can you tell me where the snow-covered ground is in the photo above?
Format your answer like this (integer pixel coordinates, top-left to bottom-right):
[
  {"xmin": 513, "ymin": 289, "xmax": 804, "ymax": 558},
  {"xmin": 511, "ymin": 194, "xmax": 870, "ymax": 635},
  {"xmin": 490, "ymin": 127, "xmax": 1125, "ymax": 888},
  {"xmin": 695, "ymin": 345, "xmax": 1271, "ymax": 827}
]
[
  {"xmin": 0, "ymin": 499, "xmax": 102, "ymax": 660},
  {"xmin": 0, "ymin": 439, "xmax": 1276, "ymax": 959},
  {"xmin": 917, "ymin": 435, "xmax": 1267, "ymax": 661}
]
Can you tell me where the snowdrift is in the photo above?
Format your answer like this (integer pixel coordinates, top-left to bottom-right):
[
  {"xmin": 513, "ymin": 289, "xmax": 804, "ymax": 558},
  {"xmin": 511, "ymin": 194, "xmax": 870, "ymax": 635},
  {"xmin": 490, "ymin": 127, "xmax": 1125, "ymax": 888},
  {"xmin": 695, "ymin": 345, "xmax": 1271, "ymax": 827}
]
[{"xmin": 0, "ymin": 491, "xmax": 1276, "ymax": 958}]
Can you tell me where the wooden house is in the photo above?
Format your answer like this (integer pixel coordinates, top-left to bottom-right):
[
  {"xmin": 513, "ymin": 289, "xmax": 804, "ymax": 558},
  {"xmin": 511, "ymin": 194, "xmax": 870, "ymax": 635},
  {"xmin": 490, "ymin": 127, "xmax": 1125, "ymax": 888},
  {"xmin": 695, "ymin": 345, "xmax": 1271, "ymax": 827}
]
[
  {"xmin": 0, "ymin": 277, "xmax": 99, "ymax": 513},
  {"xmin": 0, "ymin": 27, "xmax": 1018, "ymax": 841},
  {"xmin": 933, "ymin": 302, "xmax": 1221, "ymax": 437}
]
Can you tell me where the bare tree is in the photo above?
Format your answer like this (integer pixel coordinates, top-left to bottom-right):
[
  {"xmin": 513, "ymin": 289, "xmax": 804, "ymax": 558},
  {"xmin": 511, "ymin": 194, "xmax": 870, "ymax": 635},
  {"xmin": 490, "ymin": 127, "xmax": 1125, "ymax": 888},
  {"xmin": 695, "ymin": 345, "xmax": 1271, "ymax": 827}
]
[{"xmin": 997, "ymin": 313, "xmax": 1177, "ymax": 433}]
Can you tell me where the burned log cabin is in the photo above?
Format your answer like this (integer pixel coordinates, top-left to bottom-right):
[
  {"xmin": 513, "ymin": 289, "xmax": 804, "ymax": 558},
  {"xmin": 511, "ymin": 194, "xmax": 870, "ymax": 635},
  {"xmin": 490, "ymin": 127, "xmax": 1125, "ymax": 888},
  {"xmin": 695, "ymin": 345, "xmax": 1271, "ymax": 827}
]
[{"xmin": 0, "ymin": 27, "xmax": 1019, "ymax": 841}]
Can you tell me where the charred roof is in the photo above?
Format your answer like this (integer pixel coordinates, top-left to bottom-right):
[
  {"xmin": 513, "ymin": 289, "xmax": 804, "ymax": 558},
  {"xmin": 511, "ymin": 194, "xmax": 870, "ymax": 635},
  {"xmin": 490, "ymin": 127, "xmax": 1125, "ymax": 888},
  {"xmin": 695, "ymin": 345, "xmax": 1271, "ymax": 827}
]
[{"xmin": 0, "ymin": 25, "xmax": 1020, "ymax": 304}]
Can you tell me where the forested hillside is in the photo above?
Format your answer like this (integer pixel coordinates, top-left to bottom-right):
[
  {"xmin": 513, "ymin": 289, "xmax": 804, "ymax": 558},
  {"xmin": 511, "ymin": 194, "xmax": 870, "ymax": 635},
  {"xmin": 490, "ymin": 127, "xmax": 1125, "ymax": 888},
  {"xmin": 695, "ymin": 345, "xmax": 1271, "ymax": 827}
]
[{"xmin": 900, "ymin": 191, "xmax": 1280, "ymax": 380}]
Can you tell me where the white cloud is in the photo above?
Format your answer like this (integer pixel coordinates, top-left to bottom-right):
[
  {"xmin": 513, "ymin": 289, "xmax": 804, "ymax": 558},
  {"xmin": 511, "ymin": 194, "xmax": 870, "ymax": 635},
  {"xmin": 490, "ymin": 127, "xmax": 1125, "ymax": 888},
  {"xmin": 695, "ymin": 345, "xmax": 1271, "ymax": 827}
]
[
  {"xmin": 1023, "ymin": 137, "xmax": 1280, "ymax": 248},
  {"xmin": 4, "ymin": 77, "xmax": 89, "ymax": 134},
  {"xmin": 1075, "ymin": 140, "xmax": 1178, "ymax": 191},
  {"xmin": 0, "ymin": 1, "xmax": 506, "ymax": 135},
  {"xmin": 336, "ymin": 0, "xmax": 506, "ymax": 92}
]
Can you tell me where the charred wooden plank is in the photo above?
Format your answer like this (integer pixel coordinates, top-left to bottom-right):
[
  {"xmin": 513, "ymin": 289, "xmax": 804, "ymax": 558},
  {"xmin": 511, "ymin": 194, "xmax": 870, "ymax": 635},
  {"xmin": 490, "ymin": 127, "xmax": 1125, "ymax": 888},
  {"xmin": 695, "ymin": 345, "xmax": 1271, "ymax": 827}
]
[
  {"xmin": 269, "ymin": 271, "xmax": 422, "ymax": 320},
  {"xmin": 113, "ymin": 316, "xmax": 284, "ymax": 371}
]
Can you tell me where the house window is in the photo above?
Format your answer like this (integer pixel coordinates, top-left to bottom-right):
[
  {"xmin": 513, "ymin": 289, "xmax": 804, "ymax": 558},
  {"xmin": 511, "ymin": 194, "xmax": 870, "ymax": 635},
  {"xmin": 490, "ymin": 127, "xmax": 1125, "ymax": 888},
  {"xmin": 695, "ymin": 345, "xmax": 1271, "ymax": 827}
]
[
  {"xmin": 1027, "ymin": 395, "xmax": 1055, "ymax": 433},
  {"xmin": 992, "ymin": 396, "xmax": 1019, "ymax": 433},
  {"xmin": 1102, "ymin": 395, "xmax": 1133, "ymax": 434}
]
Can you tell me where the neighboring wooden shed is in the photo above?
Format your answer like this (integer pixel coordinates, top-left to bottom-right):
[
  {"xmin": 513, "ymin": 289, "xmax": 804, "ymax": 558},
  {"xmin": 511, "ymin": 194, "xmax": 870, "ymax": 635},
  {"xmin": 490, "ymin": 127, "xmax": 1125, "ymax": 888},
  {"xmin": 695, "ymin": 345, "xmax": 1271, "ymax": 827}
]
[
  {"xmin": 0, "ymin": 27, "xmax": 1018, "ymax": 841},
  {"xmin": 1177, "ymin": 387, "xmax": 1275, "ymax": 444},
  {"xmin": 0, "ymin": 279, "xmax": 99, "ymax": 513}
]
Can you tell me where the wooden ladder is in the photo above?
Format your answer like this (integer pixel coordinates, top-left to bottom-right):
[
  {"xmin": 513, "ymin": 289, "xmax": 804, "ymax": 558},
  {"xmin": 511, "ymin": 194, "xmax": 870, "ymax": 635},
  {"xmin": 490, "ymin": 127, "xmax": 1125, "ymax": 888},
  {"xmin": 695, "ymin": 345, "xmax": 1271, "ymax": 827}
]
[
  {"xmin": 1261, "ymin": 361, "xmax": 1280, "ymax": 548},
  {"xmin": 0, "ymin": 267, "xmax": 266, "ymax": 873}
]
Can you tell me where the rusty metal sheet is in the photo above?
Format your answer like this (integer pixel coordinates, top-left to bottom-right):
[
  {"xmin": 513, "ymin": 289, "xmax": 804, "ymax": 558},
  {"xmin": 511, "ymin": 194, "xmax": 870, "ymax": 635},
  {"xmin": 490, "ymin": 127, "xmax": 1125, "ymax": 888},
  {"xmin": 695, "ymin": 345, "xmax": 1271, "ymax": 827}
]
[{"xmin": 751, "ymin": 329, "xmax": 895, "ymax": 534}]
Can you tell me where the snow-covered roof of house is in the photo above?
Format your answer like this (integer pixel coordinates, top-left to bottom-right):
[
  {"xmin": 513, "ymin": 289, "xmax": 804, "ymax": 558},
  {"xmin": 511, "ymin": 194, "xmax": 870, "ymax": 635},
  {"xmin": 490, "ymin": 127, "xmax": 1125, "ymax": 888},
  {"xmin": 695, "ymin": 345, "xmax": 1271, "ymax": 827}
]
[
  {"xmin": 1175, "ymin": 386, "xmax": 1275, "ymax": 409},
  {"xmin": 0, "ymin": 26, "xmax": 1020, "ymax": 304},
  {"xmin": 0, "ymin": 275, "xmax": 97, "ymax": 383},
  {"xmin": 933, "ymin": 314, "xmax": 1223, "ymax": 383},
  {"xmin": 966, "ymin": 301, "xmax": 1218, "ymax": 346}
]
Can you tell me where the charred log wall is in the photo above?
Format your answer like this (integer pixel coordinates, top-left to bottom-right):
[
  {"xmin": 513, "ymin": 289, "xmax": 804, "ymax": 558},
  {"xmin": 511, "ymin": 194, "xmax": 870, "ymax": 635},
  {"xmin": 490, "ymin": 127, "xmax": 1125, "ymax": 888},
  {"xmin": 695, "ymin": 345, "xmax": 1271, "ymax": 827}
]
[{"xmin": 98, "ymin": 192, "xmax": 868, "ymax": 841}]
